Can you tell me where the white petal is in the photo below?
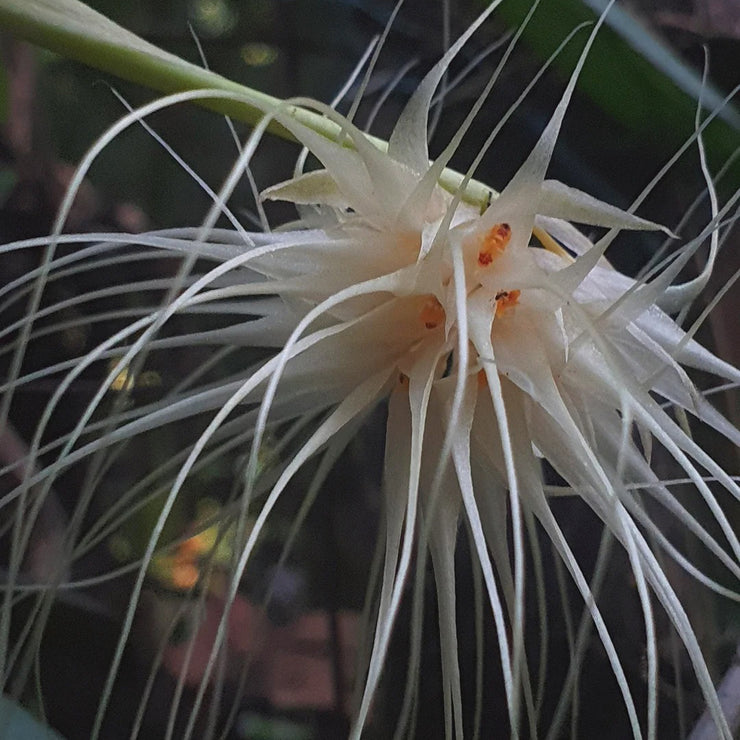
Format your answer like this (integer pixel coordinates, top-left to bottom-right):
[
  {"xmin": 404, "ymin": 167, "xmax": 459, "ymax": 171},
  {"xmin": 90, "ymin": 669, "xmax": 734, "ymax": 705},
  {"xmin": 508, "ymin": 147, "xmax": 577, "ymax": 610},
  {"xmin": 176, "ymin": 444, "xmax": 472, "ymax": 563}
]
[{"xmin": 539, "ymin": 180, "xmax": 670, "ymax": 233}]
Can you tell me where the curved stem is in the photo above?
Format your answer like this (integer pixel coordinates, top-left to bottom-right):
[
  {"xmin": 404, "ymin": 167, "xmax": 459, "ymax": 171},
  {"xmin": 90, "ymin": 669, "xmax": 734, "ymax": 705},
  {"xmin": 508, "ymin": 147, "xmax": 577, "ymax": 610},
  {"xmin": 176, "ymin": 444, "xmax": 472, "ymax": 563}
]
[{"xmin": 0, "ymin": 0, "xmax": 497, "ymax": 208}]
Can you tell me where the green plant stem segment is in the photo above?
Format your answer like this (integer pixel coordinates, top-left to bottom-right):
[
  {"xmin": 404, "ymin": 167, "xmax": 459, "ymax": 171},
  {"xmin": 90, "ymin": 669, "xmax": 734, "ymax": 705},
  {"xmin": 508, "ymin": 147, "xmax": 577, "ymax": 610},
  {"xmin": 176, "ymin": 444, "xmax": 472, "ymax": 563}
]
[{"xmin": 0, "ymin": 0, "xmax": 496, "ymax": 208}]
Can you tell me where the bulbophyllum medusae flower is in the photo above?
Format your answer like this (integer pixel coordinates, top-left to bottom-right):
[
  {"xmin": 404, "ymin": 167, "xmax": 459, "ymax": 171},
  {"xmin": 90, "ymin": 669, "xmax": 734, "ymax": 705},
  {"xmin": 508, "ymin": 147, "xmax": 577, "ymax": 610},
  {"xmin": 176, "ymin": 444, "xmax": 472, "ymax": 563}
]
[
  {"xmin": 246, "ymin": 32, "xmax": 739, "ymax": 740},
  {"xmin": 1, "ymin": 6, "xmax": 738, "ymax": 740}
]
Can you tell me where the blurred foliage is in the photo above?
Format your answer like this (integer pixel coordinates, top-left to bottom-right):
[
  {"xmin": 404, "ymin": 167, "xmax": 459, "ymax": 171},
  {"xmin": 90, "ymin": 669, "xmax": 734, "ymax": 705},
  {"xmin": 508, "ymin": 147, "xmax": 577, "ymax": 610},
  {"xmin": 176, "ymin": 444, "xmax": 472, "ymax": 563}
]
[
  {"xmin": 0, "ymin": 1, "xmax": 738, "ymax": 738},
  {"xmin": 0, "ymin": 694, "xmax": 64, "ymax": 739},
  {"xmin": 496, "ymin": 0, "xmax": 739, "ymax": 179}
]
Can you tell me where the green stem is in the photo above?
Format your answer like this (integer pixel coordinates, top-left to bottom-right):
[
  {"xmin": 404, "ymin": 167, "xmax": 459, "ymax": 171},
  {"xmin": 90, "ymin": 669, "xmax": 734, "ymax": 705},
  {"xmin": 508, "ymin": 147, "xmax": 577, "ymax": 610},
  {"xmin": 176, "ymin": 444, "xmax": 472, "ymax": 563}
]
[{"xmin": 0, "ymin": 0, "xmax": 494, "ymax": 206}]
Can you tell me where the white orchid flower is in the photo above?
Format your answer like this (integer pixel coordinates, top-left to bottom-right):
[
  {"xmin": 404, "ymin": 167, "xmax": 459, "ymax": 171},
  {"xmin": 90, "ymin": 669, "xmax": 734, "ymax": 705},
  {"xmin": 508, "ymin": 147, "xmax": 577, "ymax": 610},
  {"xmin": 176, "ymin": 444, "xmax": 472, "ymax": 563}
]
[{"xmin": 1, "ymin": 4, "xmax": 738, "ymax": 740}]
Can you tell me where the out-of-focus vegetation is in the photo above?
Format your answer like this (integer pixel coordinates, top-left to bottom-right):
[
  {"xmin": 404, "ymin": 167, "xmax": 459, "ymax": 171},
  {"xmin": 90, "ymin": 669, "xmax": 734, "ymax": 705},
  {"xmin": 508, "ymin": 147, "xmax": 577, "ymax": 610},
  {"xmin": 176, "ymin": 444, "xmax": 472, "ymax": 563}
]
[{"xmin": 0, "ymin": 1, "xmax": 737, "ymax": 738}]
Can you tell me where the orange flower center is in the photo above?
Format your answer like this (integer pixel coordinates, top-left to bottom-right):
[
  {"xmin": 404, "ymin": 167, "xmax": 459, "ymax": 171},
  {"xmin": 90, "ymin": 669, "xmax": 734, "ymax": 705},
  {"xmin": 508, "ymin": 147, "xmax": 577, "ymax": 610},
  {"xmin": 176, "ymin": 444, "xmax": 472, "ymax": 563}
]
[
  {"xmin": 477, "ymin": 223, "xmax": 511, "ymax": 266},
  {"xmin": 494, "ymin": 289, "xmax": 520, "ymax": 317}
]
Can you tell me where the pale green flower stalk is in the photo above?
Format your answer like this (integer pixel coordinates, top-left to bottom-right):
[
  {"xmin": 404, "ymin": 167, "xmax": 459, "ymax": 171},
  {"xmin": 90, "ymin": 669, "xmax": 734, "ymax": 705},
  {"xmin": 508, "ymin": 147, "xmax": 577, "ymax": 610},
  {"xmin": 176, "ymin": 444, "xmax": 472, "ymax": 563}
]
[{"xmin": 0, "ymin": 1, "xmax": 739, "ymax": 739}]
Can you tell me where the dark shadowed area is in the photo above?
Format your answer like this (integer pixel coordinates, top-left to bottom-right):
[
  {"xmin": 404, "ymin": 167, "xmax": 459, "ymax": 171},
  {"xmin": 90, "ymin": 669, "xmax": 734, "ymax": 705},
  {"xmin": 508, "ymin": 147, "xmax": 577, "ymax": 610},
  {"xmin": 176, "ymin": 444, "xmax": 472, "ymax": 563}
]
[{"xmin": 0, "ymin": 0, "xmax": 738, "ymax": 738}]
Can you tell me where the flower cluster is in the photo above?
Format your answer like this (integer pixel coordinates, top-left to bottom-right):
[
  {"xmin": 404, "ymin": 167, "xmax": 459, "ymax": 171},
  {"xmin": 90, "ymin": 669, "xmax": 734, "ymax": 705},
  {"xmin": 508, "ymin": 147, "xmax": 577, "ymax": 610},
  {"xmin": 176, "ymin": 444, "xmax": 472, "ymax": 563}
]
[
  {"xmin": 233, "ymin": 25, "xmax": 739, "ymax": 736},
  {"xmin": 1, "ymin": 6, "xmax": 738, "ymax": 740}
]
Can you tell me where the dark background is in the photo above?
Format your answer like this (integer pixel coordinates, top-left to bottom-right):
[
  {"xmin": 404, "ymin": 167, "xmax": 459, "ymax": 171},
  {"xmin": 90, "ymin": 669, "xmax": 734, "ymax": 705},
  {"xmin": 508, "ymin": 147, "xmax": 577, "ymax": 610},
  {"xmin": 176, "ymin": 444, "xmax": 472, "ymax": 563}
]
[{"xmin": 0, "ymin": 0, "xmax": 738, "ymax": 738}]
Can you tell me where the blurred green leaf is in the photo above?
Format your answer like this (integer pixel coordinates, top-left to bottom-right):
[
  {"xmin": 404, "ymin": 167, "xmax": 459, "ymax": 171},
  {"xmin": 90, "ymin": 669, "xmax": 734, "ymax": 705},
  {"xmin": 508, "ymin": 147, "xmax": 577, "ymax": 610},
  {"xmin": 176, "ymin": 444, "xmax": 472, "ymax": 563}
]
[
  {"xmin": 237, "ymin": 711, "xmax": 316, "ymax": 740},
  {"xmin": 495, "ymin": 0, "xmax": 740, "ymax": 180},
  {"xmin": 0, "ymin": 168, "xmax": 17, "ymax": 204},
  {"xmin": 0, "ymin": 695, "xmax": 65, "ymax": 740}
]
